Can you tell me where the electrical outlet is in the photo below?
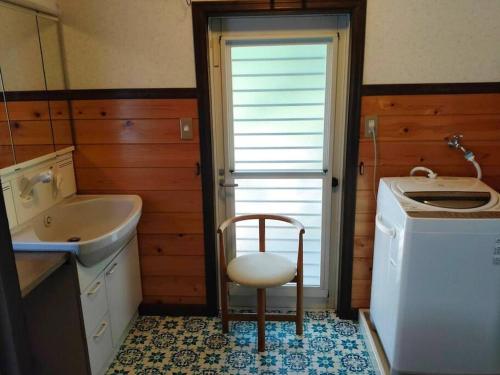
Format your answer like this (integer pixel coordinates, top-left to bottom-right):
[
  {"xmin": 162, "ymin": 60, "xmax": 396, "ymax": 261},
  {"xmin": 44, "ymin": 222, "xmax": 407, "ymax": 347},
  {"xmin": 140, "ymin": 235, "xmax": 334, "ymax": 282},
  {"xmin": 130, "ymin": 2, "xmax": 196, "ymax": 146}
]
[
  {"xmin": 365, "ymin": 115, "xmax": 378, "ymax": 137},
  {"xmin": 179, "ymin": 118, "xmax": 193, "ymax": 140}
]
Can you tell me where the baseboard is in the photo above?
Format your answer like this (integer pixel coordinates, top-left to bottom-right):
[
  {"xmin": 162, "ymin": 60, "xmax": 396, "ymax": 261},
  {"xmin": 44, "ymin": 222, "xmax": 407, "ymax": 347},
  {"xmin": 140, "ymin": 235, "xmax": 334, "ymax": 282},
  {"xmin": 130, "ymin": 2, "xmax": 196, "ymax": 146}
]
[
  {"xmin": 359, "ymin": 309, "xmax": 390, "ymax": 375},
  {"xmin": 1, "ymin": 88, "xmax": 198, "ymax": 101},
  {"xmin": 337, "ymin": 307, "xmax": 359, "ymax": 321},
  {"xmin": 138, "ymin": 303, "xmax": 211, "ymax": 316}
]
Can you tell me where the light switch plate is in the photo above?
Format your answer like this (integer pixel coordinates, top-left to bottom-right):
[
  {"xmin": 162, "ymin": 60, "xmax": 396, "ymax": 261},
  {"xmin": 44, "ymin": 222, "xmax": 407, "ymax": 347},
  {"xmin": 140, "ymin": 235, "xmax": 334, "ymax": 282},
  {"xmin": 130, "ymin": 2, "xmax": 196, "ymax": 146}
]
[
  {"xmin": 364, "ymin": 115, "xmax": 378, "ymax": 137},
  {"xmin": 180, "ymin": 118, "xmax": 193, "ymax": 140}
]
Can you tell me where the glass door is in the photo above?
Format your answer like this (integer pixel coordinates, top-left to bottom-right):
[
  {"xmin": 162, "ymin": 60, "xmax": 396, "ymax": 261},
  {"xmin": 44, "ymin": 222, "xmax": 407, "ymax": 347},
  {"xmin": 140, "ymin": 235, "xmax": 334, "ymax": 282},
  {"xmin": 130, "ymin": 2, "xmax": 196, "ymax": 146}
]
[{"xmin": 219, "ymin": 38, "xmax": 338, "ymax": 305}]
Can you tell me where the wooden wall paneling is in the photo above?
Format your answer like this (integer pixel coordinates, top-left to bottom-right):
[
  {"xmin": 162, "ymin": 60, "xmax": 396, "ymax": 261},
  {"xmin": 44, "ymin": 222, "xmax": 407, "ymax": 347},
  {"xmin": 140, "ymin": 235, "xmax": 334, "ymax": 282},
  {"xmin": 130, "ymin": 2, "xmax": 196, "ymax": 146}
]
[
  {"xmin": 71, "ymin": 99, "xmax": 198, "ymax": 119},
  {"xmin": 353, "ymin": 213, "xmax": 375, "ymax": 238},
  {"xmin": 142, "ymin": 296, "xmax": 206, "ymax": 305},
  {"xmin": 355, "ymin": 190, "xmax": 376, "ymax": 213},
  {"xmin": 138, "ymin": 190, "xmax": 203, "ymax": 213},
  {"xmin": 80, "ymin": 189, "xmax": 202, "ymax": 213},
  {"xmin": 48, "ymin": 101, "xmax": 71, "ymax": 120},
  {"xmin": 353, "ymin": 237, "xmax": 374, "ymax": 258},
  {"xmin": 142, "ymin": 276, "xmax": 206, "ymax": 297},
  {"xmin": 140, "ymin": 256, "xmax": 205, "ymax": 277},
  {"xmin": 75, "ymin": 168, "xmax": 201, "ymax": 191},
  {"xmin": 72, "ymin": 98, "xmax": 206, "ymax": 308},
  {"xmin": 361, "ymin": 94, "xmax": 500, "ymax": 116},
  {"xmin": 0, "ymin": 100, "xmax": 73, "ymax": 167},
  {"xmin": 51, "ymin": 120, "xmax": 73, "ymax": 145},
  {"xmin": 5, "ymin": 101, "xmax": 51, "ymax": 120},
  {"xmin": 73, "ymin": 119, "xmax": 199, "ymax": 144},
  {"xmin": 0, "ymin": 146, "xmax": 15, "ymax": 168},
  {"xmin": 0, "ymin": 122, "xmax": 11, "ymax": 145},
  {"xmin": 14, "ymin": 145, "xmax": 55, "ymax": 163},
  {"xmin": 138, "ymin": 213, "xmax": 203, "ymax": 235},
  {"xmin": 353, "ymin": 93, "xmax": 500, "ymax": 309},
  {"xmin": 9, "ymin": 121, "xmax": 53, "ymax": 145},
  {"xmin": 78, "ymin": 190, "xmax": 203, "ymax": 213},
  {"xmin": 357, "ymin": 164, "xmax": 500, "ymax": 192},
  {"xmin": 360, "ymin": 114, "xmax": 500, "ymax": 142},
  {"xmin": 351, "ymin": 279, "xmax": 371, "ymax": 308},
  {"xmin": 138, "ymin": 234, "xmax": 204, "ymax": 256},
  {"xmin": 74, "ymin": 144, "xmax": 200, "ymax": 168},
  {"xmin": 359, "ymin": 141, "xmax": 500, "ymax": 167},
  {"xmin": 1, "ymin": 100, "xmax": 56, "ymax": 163}
]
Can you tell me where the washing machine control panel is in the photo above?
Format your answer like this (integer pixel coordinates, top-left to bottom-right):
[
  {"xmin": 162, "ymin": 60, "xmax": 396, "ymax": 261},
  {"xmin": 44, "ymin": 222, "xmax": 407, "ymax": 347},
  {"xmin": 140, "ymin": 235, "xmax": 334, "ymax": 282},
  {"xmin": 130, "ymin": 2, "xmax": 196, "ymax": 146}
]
[{"xmin": 494, "ymin": 239, "xmax": 500, "ymax": 265}]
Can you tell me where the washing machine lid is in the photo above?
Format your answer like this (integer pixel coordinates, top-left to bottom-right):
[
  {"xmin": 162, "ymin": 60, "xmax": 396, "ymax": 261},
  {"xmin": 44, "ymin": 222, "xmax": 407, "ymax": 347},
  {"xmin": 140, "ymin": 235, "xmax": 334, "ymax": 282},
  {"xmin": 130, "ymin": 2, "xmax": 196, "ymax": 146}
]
[
  {"xmin": 390, "ymin": 177, "xmax": 499, "ymax": 212},
  {"xmin": 403, "ymin": 191, "xmax": 490, "ymax": 209}
]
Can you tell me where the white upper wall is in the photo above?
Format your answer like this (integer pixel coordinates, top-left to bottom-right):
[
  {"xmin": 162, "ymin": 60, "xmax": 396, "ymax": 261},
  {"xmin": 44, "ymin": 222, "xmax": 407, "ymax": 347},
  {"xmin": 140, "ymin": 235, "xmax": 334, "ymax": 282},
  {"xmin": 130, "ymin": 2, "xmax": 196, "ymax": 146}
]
[
  {"xmin": 58, "ymin": 0, "xmax": 500, "ymax": 89},
  {"xmin": 59, "ymin": 0, "xmax": 196, "ymax": 89},
  {"xmin": 364, "ymin": 0, "xmax": 500, "ymax": 84}
]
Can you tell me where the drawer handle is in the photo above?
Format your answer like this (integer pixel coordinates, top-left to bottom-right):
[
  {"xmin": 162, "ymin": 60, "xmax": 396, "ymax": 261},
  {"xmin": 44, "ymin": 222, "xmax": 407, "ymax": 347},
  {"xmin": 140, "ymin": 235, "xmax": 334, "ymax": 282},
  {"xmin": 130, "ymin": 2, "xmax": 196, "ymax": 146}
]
[
  {"xmin": 106, "ymin": 263, "xmax": 118, "ymax": 276},
  {"xmin": 86, "ymin": 281, "xmax": 102, "ymax": 296},
  {"xmin": 93, "ymin": 321, "xmax": 108, "ymax": 340}
]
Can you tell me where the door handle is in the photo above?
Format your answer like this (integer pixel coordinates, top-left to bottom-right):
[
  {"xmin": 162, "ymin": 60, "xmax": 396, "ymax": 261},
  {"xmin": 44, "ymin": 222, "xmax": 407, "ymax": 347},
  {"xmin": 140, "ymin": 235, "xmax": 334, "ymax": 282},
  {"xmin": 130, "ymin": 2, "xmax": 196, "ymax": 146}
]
[
  {"xmin": 219, "ymin": 181, "xmax": 239, "ymax": 188},
  {"xmin": 87, "ymin": 281, "xmax": 102, "ymax": 296},
  {"xmin": 106, "ymin": 262, "xmax": 118, "ymax": 276},
  {"xmin": 93, "ymin": 321, "xmax": 108, "ymax": 340}
]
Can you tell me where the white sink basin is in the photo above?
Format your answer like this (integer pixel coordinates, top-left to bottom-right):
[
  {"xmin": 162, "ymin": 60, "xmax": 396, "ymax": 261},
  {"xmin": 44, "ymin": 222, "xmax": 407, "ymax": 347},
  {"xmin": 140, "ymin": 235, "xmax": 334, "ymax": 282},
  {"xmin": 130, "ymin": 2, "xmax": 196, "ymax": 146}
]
[{"xmin": 12, "ymin": 195, "xmax": 142, "ymax": 267}]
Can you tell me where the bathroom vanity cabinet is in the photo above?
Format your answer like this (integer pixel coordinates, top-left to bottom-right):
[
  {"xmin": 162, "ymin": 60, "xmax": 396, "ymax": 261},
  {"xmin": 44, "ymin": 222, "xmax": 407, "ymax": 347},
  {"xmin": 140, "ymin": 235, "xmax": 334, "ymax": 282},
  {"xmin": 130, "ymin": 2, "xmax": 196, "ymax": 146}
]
[
  {"xmin": 78, "ymin": 235, "xmax": 142, "ymax": 375},
  {"xmin": 17, "ymin": 252, "xmax": 91, "ymax": 375},
  {"xmin": 14, "ymin": 229, "xmax": 142, "ymax": 375}
]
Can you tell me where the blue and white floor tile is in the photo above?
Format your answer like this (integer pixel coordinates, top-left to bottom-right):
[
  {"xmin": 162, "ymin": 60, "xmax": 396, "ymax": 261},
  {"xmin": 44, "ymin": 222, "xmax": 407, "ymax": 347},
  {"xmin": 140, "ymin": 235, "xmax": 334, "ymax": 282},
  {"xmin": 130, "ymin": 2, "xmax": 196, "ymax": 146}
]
[{"xmin": 107, "ymin": 310, "xmax": 375, "ymax": 375}]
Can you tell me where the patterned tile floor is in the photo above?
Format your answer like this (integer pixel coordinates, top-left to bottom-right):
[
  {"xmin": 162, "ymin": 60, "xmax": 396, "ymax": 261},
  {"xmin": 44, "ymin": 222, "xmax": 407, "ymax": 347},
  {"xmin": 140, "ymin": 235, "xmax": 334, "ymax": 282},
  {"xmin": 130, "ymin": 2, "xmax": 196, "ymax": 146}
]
[{"xmin": 107, "ymin": 310, "xmax": 375, "ymax": 375}]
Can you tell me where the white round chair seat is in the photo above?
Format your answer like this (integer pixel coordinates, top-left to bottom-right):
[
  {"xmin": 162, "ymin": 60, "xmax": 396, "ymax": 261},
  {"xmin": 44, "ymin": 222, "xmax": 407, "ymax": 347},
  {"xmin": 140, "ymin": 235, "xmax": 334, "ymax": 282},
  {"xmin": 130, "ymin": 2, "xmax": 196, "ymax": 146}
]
[{"xmin": 227, "ymin": 252, "xmax": 297, "ymax": 288}]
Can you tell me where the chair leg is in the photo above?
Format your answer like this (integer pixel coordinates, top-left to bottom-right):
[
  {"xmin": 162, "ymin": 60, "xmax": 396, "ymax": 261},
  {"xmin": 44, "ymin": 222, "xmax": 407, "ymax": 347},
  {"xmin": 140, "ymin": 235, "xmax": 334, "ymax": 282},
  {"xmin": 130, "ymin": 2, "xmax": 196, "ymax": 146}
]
[
  {"xmin": 296, "ymin": 279, "xmax": 303, "ymax": 335},
  {"xmin": 257, "ymin": 288, "xmax": 266, "ymax": 352},
  {"xmin": 220, "ymin": 276, "xmax": 229, "ymax": 333}
]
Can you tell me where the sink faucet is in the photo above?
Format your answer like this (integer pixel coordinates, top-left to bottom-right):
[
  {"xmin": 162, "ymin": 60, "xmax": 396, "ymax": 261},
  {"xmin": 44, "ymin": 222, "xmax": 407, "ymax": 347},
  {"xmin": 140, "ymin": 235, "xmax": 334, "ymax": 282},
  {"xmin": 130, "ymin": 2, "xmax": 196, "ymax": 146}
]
[{"xmin": 19, "ymin": 169, "xmax": 54, "ymax": 200}]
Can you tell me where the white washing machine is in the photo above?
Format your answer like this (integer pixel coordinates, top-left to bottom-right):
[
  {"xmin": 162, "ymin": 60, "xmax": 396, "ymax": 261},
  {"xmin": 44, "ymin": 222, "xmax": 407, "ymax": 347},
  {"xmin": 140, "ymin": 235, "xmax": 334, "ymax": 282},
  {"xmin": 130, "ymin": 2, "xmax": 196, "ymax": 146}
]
[{"xmin": 370, "ymin": 176, "xmax": 500, "ymax": 375}]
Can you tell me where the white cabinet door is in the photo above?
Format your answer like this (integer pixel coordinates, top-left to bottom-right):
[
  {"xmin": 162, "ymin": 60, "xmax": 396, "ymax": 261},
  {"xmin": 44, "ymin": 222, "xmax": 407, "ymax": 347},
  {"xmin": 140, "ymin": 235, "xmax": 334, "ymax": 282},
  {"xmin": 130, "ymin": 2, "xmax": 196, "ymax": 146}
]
[{"xmin": 104, "ymin": 235, "xmax": 142, "ymax": 347}]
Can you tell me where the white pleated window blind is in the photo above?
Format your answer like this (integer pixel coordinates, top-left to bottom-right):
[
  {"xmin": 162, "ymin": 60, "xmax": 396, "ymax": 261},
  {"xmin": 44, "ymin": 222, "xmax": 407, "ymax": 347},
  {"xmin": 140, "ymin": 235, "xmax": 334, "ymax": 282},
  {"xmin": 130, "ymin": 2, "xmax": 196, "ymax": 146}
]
[
  {"xmin": 227, "ymin": 41, "xmax": 331, "ymax": 287},
  {"xmin": 234, "ymin": 179, "xmax": 323, "ymax": 286},
  {"xmin": 230, "ymin": 42, "xmax": 328, "ymax": 171}
]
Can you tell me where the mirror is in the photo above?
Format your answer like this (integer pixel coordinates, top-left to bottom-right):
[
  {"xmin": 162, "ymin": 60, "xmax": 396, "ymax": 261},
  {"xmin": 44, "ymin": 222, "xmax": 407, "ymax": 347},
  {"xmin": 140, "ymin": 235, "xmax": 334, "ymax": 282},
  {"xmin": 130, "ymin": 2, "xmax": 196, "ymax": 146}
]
[
  {"xmin": 37, "ymin": 16, "xmax": 73, "ymax": 151},
  {"xmin": 37, "ymin": 17, "xmax": 66, "ymax": 91},
  {"xmin": 0, "ymin": 3, "xmax": 73, "ymax": 168}
]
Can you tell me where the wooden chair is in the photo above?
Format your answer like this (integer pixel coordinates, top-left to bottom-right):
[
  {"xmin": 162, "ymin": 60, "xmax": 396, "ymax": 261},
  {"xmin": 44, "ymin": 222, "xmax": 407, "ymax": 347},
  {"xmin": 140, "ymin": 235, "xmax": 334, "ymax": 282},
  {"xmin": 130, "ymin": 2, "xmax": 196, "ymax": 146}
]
[{"xmin": 217, "ymin": 214, "xmax": 305, "ymax": 352}]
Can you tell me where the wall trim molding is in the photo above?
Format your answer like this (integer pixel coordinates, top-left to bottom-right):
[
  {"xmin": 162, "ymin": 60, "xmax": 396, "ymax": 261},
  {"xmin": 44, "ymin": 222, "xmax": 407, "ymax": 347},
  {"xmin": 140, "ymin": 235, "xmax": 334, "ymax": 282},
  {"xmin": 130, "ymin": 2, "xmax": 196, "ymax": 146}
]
[
  {"xmin": 362, "ymin": 82, "xmax": 500, "ymax": 96},
  {"xmin": 3, "ymin": 84, "xmax": 498, "ymax": 102},
  {"xmin": 1, "ymin": 88, "xmax": 198, "ymax": 102},
  {"xmin": 67, "ymin": 88, "xmax": 198, "ymax": 100}
]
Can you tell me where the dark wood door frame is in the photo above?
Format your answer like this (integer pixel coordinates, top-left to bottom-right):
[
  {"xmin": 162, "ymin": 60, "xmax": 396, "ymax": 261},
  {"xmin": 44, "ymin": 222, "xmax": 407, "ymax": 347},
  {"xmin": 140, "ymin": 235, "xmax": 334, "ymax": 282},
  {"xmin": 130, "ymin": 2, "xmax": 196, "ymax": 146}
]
[{"xmin": 193, "ymin": 0, "xmax": 366, "ymax": 319}]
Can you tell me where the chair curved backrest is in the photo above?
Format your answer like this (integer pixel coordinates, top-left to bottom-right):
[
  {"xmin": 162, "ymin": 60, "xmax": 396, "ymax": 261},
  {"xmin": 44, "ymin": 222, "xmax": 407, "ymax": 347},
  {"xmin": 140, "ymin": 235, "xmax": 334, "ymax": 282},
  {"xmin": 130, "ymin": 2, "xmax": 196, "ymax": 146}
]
[{"xmin": 217, "ymin": 214, "xmax": 305, "ymax": 270}]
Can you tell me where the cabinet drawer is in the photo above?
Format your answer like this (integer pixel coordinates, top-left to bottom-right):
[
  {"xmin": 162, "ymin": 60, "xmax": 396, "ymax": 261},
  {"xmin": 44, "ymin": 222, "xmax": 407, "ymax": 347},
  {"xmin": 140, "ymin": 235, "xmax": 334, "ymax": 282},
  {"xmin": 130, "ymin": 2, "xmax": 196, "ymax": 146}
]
[
  {"xmin": 81, "ymin": 274, "xmax": 108, "ymax": 337},
  {"xmin": 87, "ymin": 313, "xmax": 113, "ymax": 375}
]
